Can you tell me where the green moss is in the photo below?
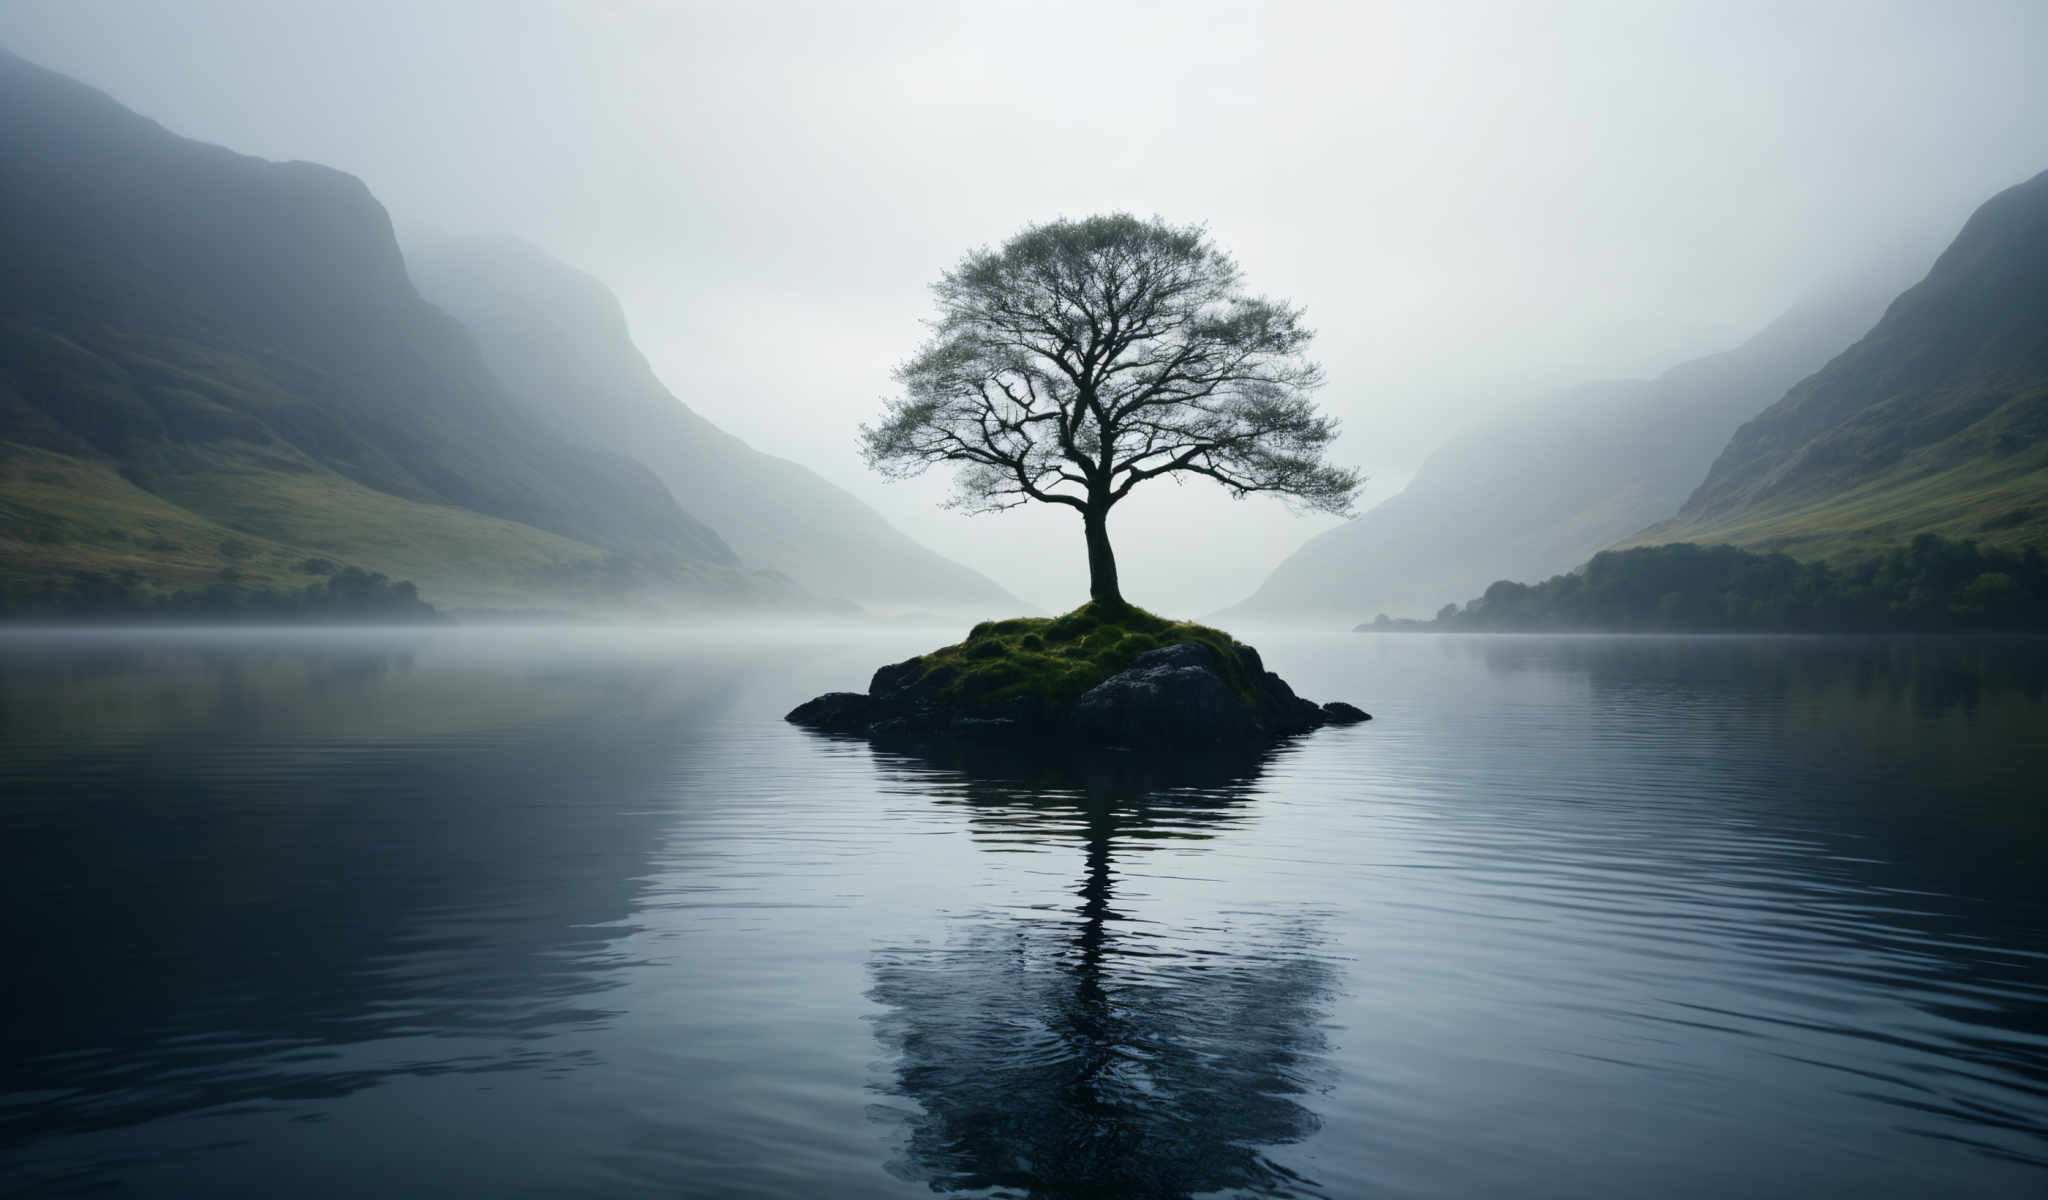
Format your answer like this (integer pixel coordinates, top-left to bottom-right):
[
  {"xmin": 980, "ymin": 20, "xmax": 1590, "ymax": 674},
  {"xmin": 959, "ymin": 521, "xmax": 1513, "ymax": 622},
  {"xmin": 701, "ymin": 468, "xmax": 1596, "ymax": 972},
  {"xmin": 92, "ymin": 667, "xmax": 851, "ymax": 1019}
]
[{"xmin": 900, "ymin": 601, "xmax": 1263, "ymax": 711}]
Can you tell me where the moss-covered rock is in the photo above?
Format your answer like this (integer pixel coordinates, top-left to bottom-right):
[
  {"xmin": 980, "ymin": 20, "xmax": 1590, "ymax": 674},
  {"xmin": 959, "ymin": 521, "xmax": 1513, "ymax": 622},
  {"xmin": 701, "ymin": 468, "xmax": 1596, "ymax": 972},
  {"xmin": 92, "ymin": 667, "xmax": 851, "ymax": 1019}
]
[
  {"xmin": 875, "ymin": 602, "xmax": 1263, "ymax": 712},
  {"xmin": 789, "ymin": 602, "xmax": 1369, "ymax": 749}
]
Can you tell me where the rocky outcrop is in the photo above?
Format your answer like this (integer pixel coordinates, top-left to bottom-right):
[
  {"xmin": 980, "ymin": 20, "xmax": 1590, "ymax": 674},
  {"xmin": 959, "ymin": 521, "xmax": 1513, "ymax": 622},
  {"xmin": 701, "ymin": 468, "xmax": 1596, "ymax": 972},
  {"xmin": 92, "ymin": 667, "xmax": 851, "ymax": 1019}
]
[
  {"xmin": 1321, "ymin": 701, "xmax": 1371, "ymax": 724},
  {"xmin": 787, "ymin": 639, "xmax": 1368, "ymax": 749},
  {"xmin": 783, "ymin": 691, "xmax": 872, "ymax": 732},
  {"xmin": 1067, "ymin": 643, "xmax": 1252, "ymax": 746}
]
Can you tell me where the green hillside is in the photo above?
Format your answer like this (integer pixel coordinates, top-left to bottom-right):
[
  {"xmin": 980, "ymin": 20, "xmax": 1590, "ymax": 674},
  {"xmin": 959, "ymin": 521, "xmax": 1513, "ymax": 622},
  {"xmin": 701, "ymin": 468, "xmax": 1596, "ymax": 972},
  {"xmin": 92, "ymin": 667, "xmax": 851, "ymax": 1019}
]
[
  {"xmin": 0, "ymin": 48, "xmax": 810, "ymax": 616},
  {"xmin": 1221, "ymin": 276, "xmax": 1900, "ymax": 624},
  {"xmin": 1625, "ymin": 168, "xmax": 2048, "ymax": 558},
  {"xmin": 1417, "ymin": 538, "xmax": 2046, "ymax": 633},
  {"xmin": 1, "ymin": 441, "xmax": 318, "ymax": 593}
]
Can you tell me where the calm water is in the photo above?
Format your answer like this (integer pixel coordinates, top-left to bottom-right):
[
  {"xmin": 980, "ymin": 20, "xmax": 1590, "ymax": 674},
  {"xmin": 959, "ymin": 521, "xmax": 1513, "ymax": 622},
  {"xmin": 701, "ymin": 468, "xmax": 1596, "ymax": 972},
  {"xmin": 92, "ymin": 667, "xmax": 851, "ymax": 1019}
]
[{"xmin": 1, "ymin": 628, "xmax": 2044, "ymax": 1198}]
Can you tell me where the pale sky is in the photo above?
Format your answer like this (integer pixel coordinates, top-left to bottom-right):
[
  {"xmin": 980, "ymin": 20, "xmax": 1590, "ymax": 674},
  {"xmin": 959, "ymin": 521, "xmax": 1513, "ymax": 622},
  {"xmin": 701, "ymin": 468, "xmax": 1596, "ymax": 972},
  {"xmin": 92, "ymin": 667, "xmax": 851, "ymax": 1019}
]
[{"xmin": 3, "ymin": 0, "xmax": 2044, "ymax": 613}]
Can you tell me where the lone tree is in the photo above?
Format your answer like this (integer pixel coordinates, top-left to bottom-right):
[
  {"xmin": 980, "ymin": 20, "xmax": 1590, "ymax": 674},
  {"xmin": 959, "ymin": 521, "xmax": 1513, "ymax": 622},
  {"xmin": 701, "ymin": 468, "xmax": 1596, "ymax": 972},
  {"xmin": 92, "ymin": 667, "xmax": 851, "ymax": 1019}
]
[{"xmin": 862, "ymin": 214, "xmax": 1360, "ymax": 607}]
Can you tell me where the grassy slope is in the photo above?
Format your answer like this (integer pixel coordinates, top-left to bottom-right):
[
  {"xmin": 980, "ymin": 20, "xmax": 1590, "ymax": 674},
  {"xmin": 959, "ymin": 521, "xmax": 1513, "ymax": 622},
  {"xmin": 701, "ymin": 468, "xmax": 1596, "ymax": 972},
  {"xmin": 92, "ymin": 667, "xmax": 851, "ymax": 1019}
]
[
  {"xmin": 0, "ymin": 439, "xmax": 759, "ymax": 611},
  {"xmin": 163, "ymin": 454, "xmax": 818, "ymax": 611},
  {"xmin": 0, "ymin": 441, "xmax": 317, "ymax": 591},
  {"xmin": 0, "ymin": 328, "xmax": 799, "ymax": 613},
  {"xmin": 153, "ymin": 450, "xmax": 620, "ymax": 609},
  {"xmin": 0, "ymin": 317, "xmax": 623, "ymax": 607},
  {"xmin": 1616, "ymin": 170, "xmax": 2048, "ymax": 562},
  {"xmin": 1618, "ymin": 389, "xmax": 2048, "ymax": 560},
  {"xmin": 891, "ymin": 602, "xmax": 1262, "ymax": 710},
  {"xmin": 1621, "ymin": 459, "xmax": 2047, "ymax": 559}
]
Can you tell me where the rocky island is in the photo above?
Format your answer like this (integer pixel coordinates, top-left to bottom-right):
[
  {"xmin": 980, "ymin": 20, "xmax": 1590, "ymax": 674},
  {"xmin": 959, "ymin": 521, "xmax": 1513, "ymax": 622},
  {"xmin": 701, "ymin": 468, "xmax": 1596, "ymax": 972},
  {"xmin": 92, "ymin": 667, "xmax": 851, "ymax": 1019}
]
[
  {"xmin": 789, "ymin": 216, "xmax": 1374, "ymax": 754},
  {"xmin": 788, "ymin": 603, "xmax": 1368, "ymax": 750}
]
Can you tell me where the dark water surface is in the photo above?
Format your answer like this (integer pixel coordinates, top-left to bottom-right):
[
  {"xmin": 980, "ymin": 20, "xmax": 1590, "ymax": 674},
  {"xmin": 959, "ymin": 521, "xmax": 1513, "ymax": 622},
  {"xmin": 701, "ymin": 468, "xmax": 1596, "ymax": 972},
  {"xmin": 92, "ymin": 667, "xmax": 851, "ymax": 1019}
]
[{"xmin": 1, "ymin": 629, "xmax": 2044, "ymax": 1197}]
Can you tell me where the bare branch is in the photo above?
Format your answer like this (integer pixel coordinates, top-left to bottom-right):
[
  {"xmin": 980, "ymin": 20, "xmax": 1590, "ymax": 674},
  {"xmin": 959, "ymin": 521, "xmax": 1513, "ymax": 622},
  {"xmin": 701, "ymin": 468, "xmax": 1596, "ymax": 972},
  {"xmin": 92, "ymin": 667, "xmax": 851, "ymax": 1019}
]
[{"xmin": 862, "ymin": 213, "xmax": 1362, "ymax": 591}]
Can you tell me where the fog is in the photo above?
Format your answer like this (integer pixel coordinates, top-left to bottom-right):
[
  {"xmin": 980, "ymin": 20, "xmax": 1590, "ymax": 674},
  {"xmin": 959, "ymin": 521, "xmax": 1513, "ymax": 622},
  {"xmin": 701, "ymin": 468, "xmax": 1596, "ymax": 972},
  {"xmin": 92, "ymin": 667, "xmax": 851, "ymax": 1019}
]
[{"xmin": 4, "ymin": 0, "xmax": 2045, "ymax": 614}]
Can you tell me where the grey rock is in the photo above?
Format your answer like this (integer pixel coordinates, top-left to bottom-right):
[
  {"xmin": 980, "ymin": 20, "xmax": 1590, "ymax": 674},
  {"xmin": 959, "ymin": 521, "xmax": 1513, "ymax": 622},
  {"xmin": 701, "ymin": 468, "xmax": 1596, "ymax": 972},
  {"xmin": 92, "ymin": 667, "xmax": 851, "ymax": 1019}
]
[
  {"xmin": 867, "ymin": 712, "xmax": 943, "ymax": 739},
  {"xmin": 1257, "ymin": 669, "xmax": 1297, "ymax": 705},
  {"xmin": 982, "ymin": 692, "xmax": 1053, "ymax": 733},
  {"xmin": 872, "ymin": 657, "xmax": 955, "ymax": 699},
  {"xmin": 1321, "ymin": 700, "xmax": 1371, "ymax": 724},
  {"xmin": 1250, "ymin": 669, "xmax": 1323, "ymax": 737},
  {"xmin": 1068, "ymin": 643, "xmax": 1261, "ymax": 747},
  {"xmin": 1131, "ymin": 642, "xmax": 1224, "ymax": 672},
  {"xmin": 868, "ymin": 658, "xmax": 922, "ymax": 696},
  {"xmin": 785, "ymin": 691, "xmax": 872, "ymax": 733},
  {"xmin": 790, "ymin": 637, "xmax": 1365, "ymax": 751}
]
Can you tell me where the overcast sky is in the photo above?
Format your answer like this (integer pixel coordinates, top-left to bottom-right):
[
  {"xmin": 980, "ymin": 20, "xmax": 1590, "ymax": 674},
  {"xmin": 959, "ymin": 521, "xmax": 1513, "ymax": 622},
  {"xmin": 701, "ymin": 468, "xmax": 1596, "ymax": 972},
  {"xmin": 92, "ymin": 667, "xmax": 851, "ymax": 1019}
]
[{"xmin": 4, "ymin": 0, "xmax": 2045, "ymax": 612}]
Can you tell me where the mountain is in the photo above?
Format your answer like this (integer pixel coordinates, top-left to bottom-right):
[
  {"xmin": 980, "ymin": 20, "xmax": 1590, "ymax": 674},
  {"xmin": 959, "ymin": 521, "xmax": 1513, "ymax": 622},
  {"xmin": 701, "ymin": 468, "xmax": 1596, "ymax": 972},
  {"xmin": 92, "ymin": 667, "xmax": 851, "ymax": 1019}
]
[
  {"xmin": 1624, "ymin": 169, "xmax": 2048, "ymax": 558},
  {"xmin": 0, "ymin": 47, "xmax": 811, "ymax": 613},
  {"xmin": 402, "ymin": 234, "xmax": 1018, "ymax": 614},
  {"xmin": 1220, "ymin": 280, "xmax": 1901, "ymax": 625}
]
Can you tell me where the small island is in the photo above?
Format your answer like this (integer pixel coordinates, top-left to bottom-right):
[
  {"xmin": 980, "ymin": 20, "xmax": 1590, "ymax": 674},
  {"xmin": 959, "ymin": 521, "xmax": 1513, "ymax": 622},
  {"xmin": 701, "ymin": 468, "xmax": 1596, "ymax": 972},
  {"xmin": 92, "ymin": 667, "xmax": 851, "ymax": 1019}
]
[
  {"xmin": 790, "ymin": 215, "xmax": 1372, "ymax": 752},
  {"xmin": 789, "ymin": 601, "xmax": 1367, "ymax": 749}
]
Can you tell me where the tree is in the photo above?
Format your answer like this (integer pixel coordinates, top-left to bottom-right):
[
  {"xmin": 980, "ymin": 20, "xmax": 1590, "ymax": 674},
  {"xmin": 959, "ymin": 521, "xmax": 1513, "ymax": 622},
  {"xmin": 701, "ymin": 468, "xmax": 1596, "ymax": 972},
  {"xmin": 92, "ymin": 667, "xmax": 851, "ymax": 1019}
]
[{"xmin": 862, "ymin": 214, "xmax": 1360, "ymax": 607}]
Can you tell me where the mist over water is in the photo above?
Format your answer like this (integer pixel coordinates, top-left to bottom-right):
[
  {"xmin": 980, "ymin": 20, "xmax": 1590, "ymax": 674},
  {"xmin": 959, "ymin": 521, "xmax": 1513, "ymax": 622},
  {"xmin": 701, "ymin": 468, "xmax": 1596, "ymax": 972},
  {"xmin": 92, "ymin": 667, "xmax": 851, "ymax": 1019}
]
[{"xmin": 2, "ymin": 629, "xmax": 2043, "ymax": 1196}]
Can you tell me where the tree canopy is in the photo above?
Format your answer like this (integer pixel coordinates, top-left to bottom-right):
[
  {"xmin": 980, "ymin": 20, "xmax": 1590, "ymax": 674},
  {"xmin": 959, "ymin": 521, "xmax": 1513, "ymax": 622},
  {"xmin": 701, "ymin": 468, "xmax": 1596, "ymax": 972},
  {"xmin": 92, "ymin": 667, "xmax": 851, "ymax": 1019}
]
[{"xmin": 862, "ymin": 214, "xmax": 1359, "ymax": 605}]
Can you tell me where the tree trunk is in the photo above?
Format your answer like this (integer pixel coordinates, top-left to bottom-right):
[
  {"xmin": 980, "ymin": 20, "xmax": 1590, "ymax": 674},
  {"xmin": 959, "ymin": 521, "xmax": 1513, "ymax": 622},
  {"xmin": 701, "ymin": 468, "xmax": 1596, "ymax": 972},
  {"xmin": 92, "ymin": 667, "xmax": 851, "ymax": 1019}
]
[{"xmin": 1083, "ymin": 506, "xmax": 1123, "ymax": 607}]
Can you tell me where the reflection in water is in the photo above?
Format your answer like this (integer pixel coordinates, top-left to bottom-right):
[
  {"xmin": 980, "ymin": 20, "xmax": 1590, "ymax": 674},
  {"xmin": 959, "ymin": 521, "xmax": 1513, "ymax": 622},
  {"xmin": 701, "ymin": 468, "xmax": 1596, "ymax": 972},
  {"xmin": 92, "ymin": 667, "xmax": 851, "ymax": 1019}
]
[
  {"xmin": 1328, "ymin": 632, "xmax": 2048, "ymax": 1190},
  {"xmin": 1457, "ymin": 632, "xmax": 2048, "ymax": 717},
  {"xmin": 0, "ymin": 632, "xmax": 745, "ymax": 1172},
  {"xmin": 1448, "ymin": 634, "xmax": 2048, "ymax": 906},
  {"xmin": 4, "ymin": 631, "xmax": 2045, "ymax": 1196},
  {"xmin": 863, "ymin": 747, "xmax": 1338, "ymax": 1199}
]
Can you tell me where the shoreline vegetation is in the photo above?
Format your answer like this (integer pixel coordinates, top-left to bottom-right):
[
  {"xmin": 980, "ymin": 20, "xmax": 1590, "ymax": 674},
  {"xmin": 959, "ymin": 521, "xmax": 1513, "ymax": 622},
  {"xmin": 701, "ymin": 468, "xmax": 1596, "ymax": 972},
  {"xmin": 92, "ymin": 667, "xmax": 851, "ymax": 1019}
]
[
  {"xmin": 1360, "ymin": 536, "xmax": 2048, "ymax": 634},
  {"xmin": 0, "ymin": 566, "xmax": 441, "ymax": 623}
]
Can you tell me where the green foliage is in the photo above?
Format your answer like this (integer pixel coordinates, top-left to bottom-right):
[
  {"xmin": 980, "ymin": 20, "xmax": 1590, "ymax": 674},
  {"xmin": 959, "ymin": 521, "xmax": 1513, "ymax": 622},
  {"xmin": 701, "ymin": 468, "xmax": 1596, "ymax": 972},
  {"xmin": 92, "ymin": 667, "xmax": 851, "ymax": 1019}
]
[
  {"xmin": 0, "ymin": 566, "xmax": 441, "ymax": 623},
  {"xmin": 1437, "ymin": 537, "xmax": 2048, "ymax": 632},
  {"xmin": 898, "ymin": 602, "xmax": 1261, "ymax": 710}
]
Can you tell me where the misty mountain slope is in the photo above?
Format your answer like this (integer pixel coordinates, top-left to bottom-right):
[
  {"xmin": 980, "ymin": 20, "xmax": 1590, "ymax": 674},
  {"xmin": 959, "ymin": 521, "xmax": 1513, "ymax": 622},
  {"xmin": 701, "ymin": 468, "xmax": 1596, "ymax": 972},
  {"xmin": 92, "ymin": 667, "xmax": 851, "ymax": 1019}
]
[
  {"xmin": 0, "ymin": 437, "xmax": 691, "ymax": 610},
  {"xmin": 1626, "ymin": 169, "xmax": 2048, "ymax": 558},
  {"xmin": 0, "ymin": 47, "xmax": 833, "ymax": 611},
  {"xmin": 403, "ymin": 234, "xmax": 1018, "ymax": 613},
  {"xmin": 1221, "ymin": 283, "xmax": 1901, "ymax": 625},
  {"xmin": 0, "ymin": 319, "xmax": 792, "ymax": 611}
]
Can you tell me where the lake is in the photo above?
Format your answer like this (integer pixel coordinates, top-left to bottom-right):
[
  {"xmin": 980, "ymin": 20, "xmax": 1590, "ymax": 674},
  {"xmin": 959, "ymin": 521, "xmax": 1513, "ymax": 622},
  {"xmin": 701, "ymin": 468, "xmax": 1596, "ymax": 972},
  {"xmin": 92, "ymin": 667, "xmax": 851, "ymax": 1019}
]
[{"xmin": 1, "ymin": 628, "xmax": 2044, "ymax": 1197}]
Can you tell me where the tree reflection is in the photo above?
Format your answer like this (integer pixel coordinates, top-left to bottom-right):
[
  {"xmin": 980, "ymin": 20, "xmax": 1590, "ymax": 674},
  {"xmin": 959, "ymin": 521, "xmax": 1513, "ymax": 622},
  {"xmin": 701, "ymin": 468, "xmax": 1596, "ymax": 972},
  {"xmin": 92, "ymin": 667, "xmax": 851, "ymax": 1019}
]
[{"xmin": 864, "ymin": 745, "xmax": 1337, "ymax": 1199}]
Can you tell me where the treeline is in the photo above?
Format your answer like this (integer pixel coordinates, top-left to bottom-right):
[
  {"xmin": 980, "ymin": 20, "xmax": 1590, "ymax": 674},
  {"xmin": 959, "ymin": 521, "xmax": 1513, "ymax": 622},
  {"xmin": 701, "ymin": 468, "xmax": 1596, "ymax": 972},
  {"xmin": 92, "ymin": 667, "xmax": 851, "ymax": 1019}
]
[
  {"xmin": 1404, "ymin": 537, "xmax": 2048, "ymax": 633},
  {"xmin": 0, "ymin": 566, "xmax": 441, "ymax": 623}
]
